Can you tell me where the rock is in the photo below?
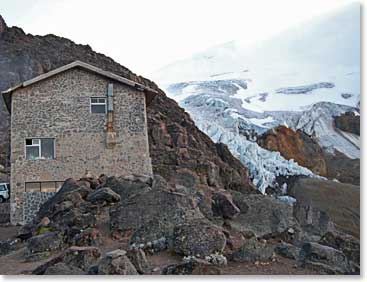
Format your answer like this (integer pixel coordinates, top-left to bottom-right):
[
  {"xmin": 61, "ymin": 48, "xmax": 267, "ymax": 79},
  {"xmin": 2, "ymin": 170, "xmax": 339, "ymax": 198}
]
[
  {"xmin": 105, "ymin": 175, "xmax": 152, "ymax": 201},
  {"xmin": 257, "ymin": 126, "xmax": 328, "ymax": 176},
  {"xmin": 319, "ymin": 231, "xmax": 360, "ymax": 266},
  {"xmin": 162, "ymin": 257, "xmax": 221, "ymax": 275},
  {"xmin": 212, "ymin": 191, "xmax": 240, "ymax": 219},
  {"xmin": 63, "ymin": 246, "xmax": 101, "ymax": 272},
  {"xmin": 275, "ymin": 242, "xmax": 300, "ymax": 260},
  {"xmin": 324, "ymin": 151, "xmax": 360, "ymax": 185},
  {"xmin": 86, "ymin": 187, "xmax": 120, "ymax": 205},
  {"xmin": 229, "ymin": 192, "xmax": 295, "ymax": 238},
  {"xmin": 0, "ymin": 239, "xmax": 18, "ymax": 256},
  {"xmin": 299, "ymin": 242, "xmax": 354, "ymax": 274},
  {"xmin": 223, "ymin": 229, "xmax": 246, "ymax": 256},
  {"xmin": 334, "ymin": 111, "xmax": 360, "ymax": 135},
  {"xmin": 110, "ymin": 182, "xmax": 204, "ymax": 245},
  {"xmin": 126, "ymin": 248, "xmax": 150, "ymax": 274},
  {"xmin": 39, "ymin": 217, "xmax": 50, "ymax": 227},
  {"xmin": 173, "ymin": 219, "xmax": 226, "ymax": 257},
  {"xmin": 229, "ymin": 237, "xmax": 276, "ymax": 262},
  {"xmin": 72, "ymin": 228, "xmax": 102, "ymax": 246},
  {"xmin": 27, "ymin": 232, "xmax": 62, "ymax": 254},
  {"xmin": 44, "ymin": 263, "xmax": 85, "ymax": 275},
  {"xmin": 289, "ymin": 178, "xmax": 360, "ymax": 238},
  {"xmin": 95, "ymin": 249, "xmax": 138, "ymax": 275}
]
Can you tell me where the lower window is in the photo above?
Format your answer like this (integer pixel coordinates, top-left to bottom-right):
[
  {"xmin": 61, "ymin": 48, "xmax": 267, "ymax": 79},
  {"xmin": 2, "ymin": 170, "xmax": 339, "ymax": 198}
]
[{"xmin": 25, "ymin": 181, "xmax": 64, "ymax": 192}]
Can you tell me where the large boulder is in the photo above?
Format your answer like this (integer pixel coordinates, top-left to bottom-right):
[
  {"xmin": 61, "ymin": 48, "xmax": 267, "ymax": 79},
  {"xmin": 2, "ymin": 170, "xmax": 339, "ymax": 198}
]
[
  {"xmin": 289, "ymin": 178, "xmax": 360, "ymax": 238},
  {"xmin": 319, "ymin": 231, "xmax": 360, "ymax": 267},
  {"xmin": 109, "ymin": 179, "xmax": 205, "ymax": 246},
  {"xmin": 228, "ymin": 192, "xmax": 296, "ymax": 238},
  {"xmin": 173, "ymin": 220, "xmax": 226, "ymax": 257},
  {"xmin": 94, "ymin": 249, "xmax": 138, "ymax": 275},
  {"xmin": 299, "ymin": 242, "xmax": 355, "ymax": 274}
]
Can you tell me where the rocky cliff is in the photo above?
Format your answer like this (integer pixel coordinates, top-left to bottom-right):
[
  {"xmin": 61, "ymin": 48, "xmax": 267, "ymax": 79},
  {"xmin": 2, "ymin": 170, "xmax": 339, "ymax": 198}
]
[{"xmin": 0, "ymin": 16, "xmax": 253, "ymax": 191}]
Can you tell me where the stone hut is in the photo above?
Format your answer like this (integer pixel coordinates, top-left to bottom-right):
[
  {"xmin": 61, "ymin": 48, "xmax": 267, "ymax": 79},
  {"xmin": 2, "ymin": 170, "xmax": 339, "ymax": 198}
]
[{"xmin": 1, "ymin": 61, "xmax": 157, "ymax": 224}]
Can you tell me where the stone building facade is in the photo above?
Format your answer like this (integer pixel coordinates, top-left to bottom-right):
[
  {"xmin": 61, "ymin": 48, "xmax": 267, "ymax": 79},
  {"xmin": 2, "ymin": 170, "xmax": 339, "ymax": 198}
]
[{"xmin": 2, "ymin": 61, "xmax": 157, "ymax": 224}]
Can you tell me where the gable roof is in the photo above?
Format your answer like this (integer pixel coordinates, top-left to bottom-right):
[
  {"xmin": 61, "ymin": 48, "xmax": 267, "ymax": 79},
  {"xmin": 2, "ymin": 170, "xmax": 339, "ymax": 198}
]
[{"xmin": 1, "ymin": 61, "xmax": 158, "ymax": 113}]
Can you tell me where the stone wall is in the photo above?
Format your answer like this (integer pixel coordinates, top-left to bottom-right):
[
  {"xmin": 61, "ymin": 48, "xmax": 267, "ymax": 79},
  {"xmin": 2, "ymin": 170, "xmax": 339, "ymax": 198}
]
[
  {"xmin": 23, "ymin": 192, "xmax": 55, "ymax": 223},
  {"xmin": 0, "ymin": 203, "xmax": 10, "ymax": 223},
  {"xmin": 10, "ymin": 68, "xmax": 153, "ymax": 224}
]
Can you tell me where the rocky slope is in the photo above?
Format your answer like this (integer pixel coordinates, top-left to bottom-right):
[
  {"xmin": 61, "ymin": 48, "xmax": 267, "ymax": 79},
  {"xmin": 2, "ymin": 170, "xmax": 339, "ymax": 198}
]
[
  {"xmin": 0, "ymin": 174, "xmax": 360, "ymax": 274},
  {"xmin": 0, "ymin": 15, "xmax": 253, "ymax": 192}
]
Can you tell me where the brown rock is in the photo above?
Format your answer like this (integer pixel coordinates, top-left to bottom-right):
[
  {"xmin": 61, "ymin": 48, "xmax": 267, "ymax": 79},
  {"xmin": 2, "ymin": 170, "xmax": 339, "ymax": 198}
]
[
  {"xmin": 212, "ymin": 191, "xmax": 240, "ymax": 219},
  {"xmin": 257, "ymin": 126, "xmax": 327, "ymax": 176}
]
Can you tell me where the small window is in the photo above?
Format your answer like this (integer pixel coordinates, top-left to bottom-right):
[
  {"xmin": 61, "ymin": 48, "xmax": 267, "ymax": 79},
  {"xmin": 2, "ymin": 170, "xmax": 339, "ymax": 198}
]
[
  {"xmin": 25, "ymin": 182, "xmax": 41, "ymax": 192},
  {"xmin": 0, "ymin": 185, "xmax": 6, "ymax": 191},
  {"xmin": 25, "ymin": 138, "xmax": 55, "ymax": 160},
  {"xmin": 90, "ymin": 97, "xmax": 107, "ymax": 113}
]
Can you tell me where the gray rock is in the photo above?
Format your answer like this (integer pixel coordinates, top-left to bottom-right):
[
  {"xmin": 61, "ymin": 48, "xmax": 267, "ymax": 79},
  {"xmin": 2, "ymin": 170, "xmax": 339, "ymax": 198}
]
[
  {"xmin": 319, "ymin": 231, "xmax": 360, "ymax": 267},
  {"xmin": 105, "ymin": 175, "xmax": 152, "ymax": 200},
  {"xmin": 229, "ymin": 237, "xmax": 275, "ymax": 262},
  {"xmin": 0, "ymin": 239, "xmax": 18, "ymax": 256},
  {"xmin": 126, "ymin": 248, "xmax": 150, "ymax": 274},
  {"xmin": 95, "ymin": 249, "xmax": 138, "ymax": 275},
  {"xmin": 275, "ymin": 242, "xmax": 300, "ymax": 260},
  {"xmin": 229, "ymin": 193, "xmax": 295, "ymax": 238},
  {"xmin": 86, "ymin": 187, "xmax": 120, "ymax": 205},
  {"xmin": 44, "ymin": 262, "xmax": 85, "ymax": 275},
  {"xmin": 299, "ymin": 242, "xmax": 354, "ymax": 274},
  {"xmin": 110, "ymin": 184, "xmax": 204, "ymax": 244},
  {"xmin": 27, "ymin": 232, "xmax": 62, "ymax": 254},
  {"xmin": 162, "ymin": 257, "xmax": 221, "ymax": 275},
  {"xmin": 173, "ymin": 219, "xmax": 226, "ymax": 257}
]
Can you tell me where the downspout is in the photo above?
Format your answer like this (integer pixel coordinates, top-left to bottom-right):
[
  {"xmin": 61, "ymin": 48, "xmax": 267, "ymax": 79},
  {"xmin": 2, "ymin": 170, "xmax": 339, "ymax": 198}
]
[{"xmin": 106, "ymin": 83, "xmax": 117, "ymax": 149}]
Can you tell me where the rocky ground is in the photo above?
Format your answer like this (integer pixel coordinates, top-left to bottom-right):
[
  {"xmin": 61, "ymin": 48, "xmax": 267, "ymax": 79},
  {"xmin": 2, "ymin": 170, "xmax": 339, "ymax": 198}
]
[{"xmin": 0, "ymin": 174, "xmax": 360, "ymax": 275}]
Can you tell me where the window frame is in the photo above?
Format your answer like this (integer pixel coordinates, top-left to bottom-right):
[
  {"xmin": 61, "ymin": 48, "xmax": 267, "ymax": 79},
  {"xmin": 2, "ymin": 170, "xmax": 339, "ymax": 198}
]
[
  {"xmin": 25, "ymin": 138, "xmax": 56, "ymax": 160},
  {"xmin": 25, "ymin": 181, "xmax": 63, "ymax": 192},
  {"xmin": 90, "ymin": 97, "xmax": 107, "ymax": 114}
]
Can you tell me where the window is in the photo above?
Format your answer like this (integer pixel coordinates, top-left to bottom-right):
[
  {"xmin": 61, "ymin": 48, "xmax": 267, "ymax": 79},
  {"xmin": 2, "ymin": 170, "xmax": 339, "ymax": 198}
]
[
  {"xmin": 90, "ymin": 97, "xmax": 107, "ymax": 113},
  {"xmin": 25, "ymin": 182, "xmax": 41, "ymax": 192},
  {"xmin": 26, "ymin": 138, "xmax": 55, "ymax": 160},
  {"xmin": 0, "ymin": 184, "xmax": 6, "ymax": 191},
  {"xmin": 25, "ymin": 181, "xmax": 63, "ymax": 192}
]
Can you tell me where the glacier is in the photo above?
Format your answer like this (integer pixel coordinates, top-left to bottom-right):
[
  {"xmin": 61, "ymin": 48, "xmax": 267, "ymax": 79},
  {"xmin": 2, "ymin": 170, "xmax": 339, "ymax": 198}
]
[{"xmin": 152, "ymin": 3, "xmax": 360, "ymax": 192}]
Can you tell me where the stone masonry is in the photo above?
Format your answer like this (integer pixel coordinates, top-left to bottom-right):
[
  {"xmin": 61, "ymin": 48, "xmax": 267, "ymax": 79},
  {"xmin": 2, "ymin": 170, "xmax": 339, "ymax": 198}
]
[
  {"xmin": 9, "ymin": 66, "xmax": 153, "ymax": 224},
  {"xmin": 23, "ymin": 192, "xmax": 55, "ymax": 223}
]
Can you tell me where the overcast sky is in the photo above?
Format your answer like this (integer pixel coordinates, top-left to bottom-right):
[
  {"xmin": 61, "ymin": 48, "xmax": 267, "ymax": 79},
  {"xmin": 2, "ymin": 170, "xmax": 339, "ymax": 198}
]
[{"xmin": 1, "ymin": 0, "xmax": 360, "ymax": 77}]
